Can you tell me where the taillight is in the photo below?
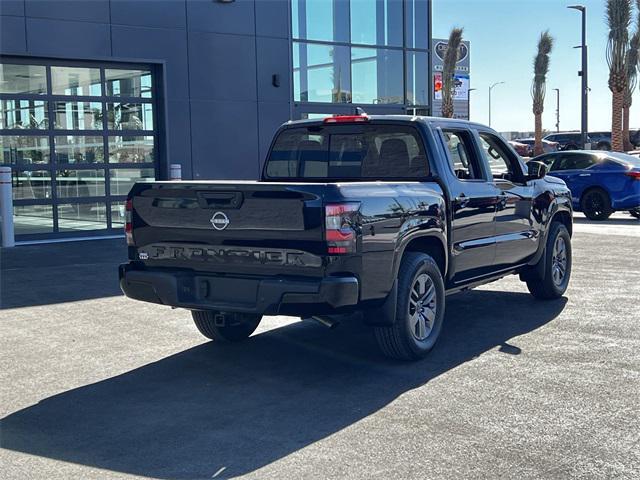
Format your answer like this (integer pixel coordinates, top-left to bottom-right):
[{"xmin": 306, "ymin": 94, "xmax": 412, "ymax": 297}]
[
  {"xmin": 124, "ymin": 198, "xmax": 134, "ymax": 246},
  {"xmin": 323, "ymin": 114, "xmax": 369, "ymax": 124},
  {"xmin": 625, "ymin": 170, "xmax": 640, "ymax": 180},
  {"xmin": 325, "ymin": 203, "xmax": 359, "ymax": 255}
]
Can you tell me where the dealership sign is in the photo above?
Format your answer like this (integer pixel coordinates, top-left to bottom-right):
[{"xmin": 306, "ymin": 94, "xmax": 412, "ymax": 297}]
[
  {"xmin": 434, "ymin": 41, "xmax": 469, "ymax": 64},
  {"xmin": 433, "ymin": 73, "xmax": 470, "ymax": 101},
  {"xmin": 432, "ymin": 38, "xmax": 471, "ymax": 119}
]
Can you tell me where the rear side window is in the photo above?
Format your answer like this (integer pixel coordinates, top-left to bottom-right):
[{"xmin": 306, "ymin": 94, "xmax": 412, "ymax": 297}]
[
  {"xmin": 551, "ymin": 153, "xmax": 596, "ymax": 171},
  {"xmin": 265, "ymin": 125, "xmax": 429, "ymax": 180}
]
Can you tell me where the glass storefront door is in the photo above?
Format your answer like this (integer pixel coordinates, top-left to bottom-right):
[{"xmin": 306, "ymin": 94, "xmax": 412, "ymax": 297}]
[{"xmin": 0, "ymin": 59, "xmax": 158, "ymax": 240}]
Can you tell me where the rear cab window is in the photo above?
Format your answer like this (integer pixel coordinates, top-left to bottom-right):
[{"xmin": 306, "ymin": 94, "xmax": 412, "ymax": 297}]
[{"xmin": 264, "ymin": 123, "xmax": 429, "ymax": 181}]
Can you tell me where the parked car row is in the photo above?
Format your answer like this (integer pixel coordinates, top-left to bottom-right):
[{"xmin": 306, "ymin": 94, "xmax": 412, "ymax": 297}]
[
  {"xmin": 528, "ymin": 150, "xmax": 640, "ymax": 220},
  {"xmin": 510, "ymin": 138, "xmax": 559, "ymax": 157},
  {"xmin": 538, "ymin": 130, "xmax": 640, "ymax": 152}
]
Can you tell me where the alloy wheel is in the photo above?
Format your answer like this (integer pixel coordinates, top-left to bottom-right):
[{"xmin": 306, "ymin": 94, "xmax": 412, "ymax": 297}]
[
  {"xmin": 409, "ymin": 273, "xmax": 437, "ymax": 341},
  {"xmin": 551, "ymin": 236, "xmax": 568, "ymax": 287}
]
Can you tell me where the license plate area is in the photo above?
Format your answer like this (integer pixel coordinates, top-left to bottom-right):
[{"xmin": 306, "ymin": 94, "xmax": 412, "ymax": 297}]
[{"xmin": 194, "ymin": 276, "xmax": 258, "ymax": 305}]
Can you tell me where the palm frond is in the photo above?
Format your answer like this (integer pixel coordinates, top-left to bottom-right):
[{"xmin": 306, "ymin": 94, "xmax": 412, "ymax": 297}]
[
  {"xmin": 606, "ymin": 0, "xmax": 632, "ymax": 84},
  {"xmin": 441, "ymin": 27, "xmax": 464, "ymax": 117},
  {"xmin": 531, "ymin": 31, "xmax": 554, "ymax": 114}
]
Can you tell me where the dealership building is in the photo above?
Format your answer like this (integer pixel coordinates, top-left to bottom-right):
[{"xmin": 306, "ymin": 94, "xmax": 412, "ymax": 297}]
[{"xmin": 0, "ymin": 0, "xmax": 452, "ymax": 241}]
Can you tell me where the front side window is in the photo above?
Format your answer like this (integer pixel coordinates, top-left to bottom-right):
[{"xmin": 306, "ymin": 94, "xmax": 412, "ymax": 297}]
[
  {"xmin": 478, "ymin": 132, "xmax": 523, "ymax": 182},
  {"xmin": 266, "ymin": 125, "xmax": 429, "ymax": 180}
]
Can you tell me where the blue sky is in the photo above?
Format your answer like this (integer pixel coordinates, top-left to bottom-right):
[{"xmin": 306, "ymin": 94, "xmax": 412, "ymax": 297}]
[{"xmin": 433, "ymin": 0, "xmax": 640, "ymax": 133}]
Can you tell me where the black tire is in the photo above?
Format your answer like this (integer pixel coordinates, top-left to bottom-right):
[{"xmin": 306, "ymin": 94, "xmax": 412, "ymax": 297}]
[
  {"xmin": 596, "ymin": 141, "xmax": 611, "ymax": 151},
  {"xmin": 191, "ymin": 310, "xmax": 261, "ymax": 343},
  {"xmin": 564, "ymin": 143, "xmax": 578, "ymax": 151},
  {"xmin": 581, "ymin": 188, "xmax": 613, "ymax": 221},
  {"xmin": 526, "ymin": 222, "xmax": 572, "ymax": 300},
  {"xmin": 629, "ymin": 209, "xmax": 640, "ymax": 219},
  {"xmin": 374, "ymin": 252, "xmax": 445, "ymax": 361}
]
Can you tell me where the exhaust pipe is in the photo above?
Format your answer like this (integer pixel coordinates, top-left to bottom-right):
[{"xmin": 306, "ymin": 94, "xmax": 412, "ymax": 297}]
[{"xmin": 308, "ymin": 315, "xmax": 340, "ymax": 329}]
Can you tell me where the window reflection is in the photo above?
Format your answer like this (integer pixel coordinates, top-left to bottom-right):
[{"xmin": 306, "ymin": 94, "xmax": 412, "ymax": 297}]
[
  {"xmin": 0, "ymin": 100, "xmax": 48, "ymax": 129},
  {"xmin": 57, "ymin": 203, "xmax": 108, "ymax": 231},
  {"xmin": 0, "ymin": 64, "xmax": 47, "ymax": 94},
  {"xmin": 14, "ymin": 204, "xmax": 54, "ymax": 235},
  {"xmin": 12, "ymin": 170, "xmax": 52, "ymax": 200},
  {"xmin": 405, "ymin": 0, "xmax": 430, "ymax": 49},
  {"xmin": 406, "ymin": 51, "xmax": 429, "ymax": 106},
  {"xmin": 350, "ymin": 0, "xmax": 403, "ymax": 47},
  {"xmin": 0, "ymin": 136, "xmax": 50, "ymax": 165},
  {"xmin": 51, "ymin": 67, "xmax": 102, "ymax": 96},
  {"xmin": 292, "ymin": 0, "xmax": 349, "ymax": 42},
  {"xmin": 111, "ymin": 201, "xmax": 126, "ymax": 226},
  {"xmin": 107, "ymin": 103, "xmax": 153, "ymax": 131},
  {"xmin": 109, "ymin": 168, "xmax": 155, "ymax": 196},
  {"xmin": 53, "ymin": 101, "xmax": 103, "ymax": 130},
  {"xmin": 108, "ymin": 136, "xmax": 154, "ymax": 163},
  {"xmin": 55, "ymin": 136, "xmax": 104, "ymax": 164},
  {"xmin": 105, "ymin": 69, "xmax": 152, "ymax": 98},
  {"xmin": 351, "ymin": 48, "xmax": 403, "ymax": 104},
  {"xmin": 56, "ymin": 169, "xmax": 106, "ymax": 198},
  {"xmin": 293, "ymin": 42, "xmax": 351, "ymax": 103}
]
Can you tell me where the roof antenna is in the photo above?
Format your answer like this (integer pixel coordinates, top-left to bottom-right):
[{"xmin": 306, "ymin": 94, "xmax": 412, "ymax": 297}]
[{"xmin": 355, "ymin": 106, "xmax": 367, "ymax": 116}]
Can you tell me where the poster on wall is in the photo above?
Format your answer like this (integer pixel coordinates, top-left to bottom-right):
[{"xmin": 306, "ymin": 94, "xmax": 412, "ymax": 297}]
[{"xmin": 433, "ymin": 74, "xmax": 469, "ymax": 101}]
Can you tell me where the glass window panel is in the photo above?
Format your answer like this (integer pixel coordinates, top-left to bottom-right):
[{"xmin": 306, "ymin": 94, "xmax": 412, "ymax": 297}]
[
  {"xmin": 406, "ymin": 51, "xmax": 430, "ymax": 106},
  {"xmin": 109, "ymin": 168, "xmax": 155, "ymax": 196},
  {"xmin": 350, "ymin": 0, "xmax": 403, "ymax": 46},
  {"xmin": 53, "ymin": 101, "xmax": 103, "ymax": 130},
  {"xmin": 55, "ymin": 136, "xmax": 104, "ymax": 164},
  {"xmin": 51, "ymin": 66, "xmax": 102, "ymax": 96},
  {"xmin": 107, "ymin": 103, "xmax": 153, "ymax": 130},
  {"xmin": 405, "ymin": 0, "xmax": 430, "ymax": 49},
  {"xmin": 0, "ymin": 64, "xmax": 47, "ymax": 94},
  {"xmin": 293, "ymin": 42, "xmax": 351, "ymax": 103},
  {"xmin": 56, "ymin": 169, "xmax": 106, "ymax": 198},
  {"xmin": 111, "ymin": 201, "xmax": 126, "ymax": 227},
  {"xmin": 351, "ymin": 48, "xmax": 403, "ymax": 104},
  {"xmin": 0, "ymin": 136, "xmax": 50, "ymax": 165},
  {"xmin": 14, "ymin": 204, "xmax": 53, "ymax": 235},
  {"xmin": 291, "ymin": 0, "xmax": 349, "ymax": 42},
  {"xmin": 105, "ymin": 69, "xmax": 152, "ymax": 98},
  {"xmin": 0, "ymin": 99, "xmax": 48, "ymax": 129},
  {"xmin": 12, "ymin": 170, "xmax": 52, "ymax": 200},
  {"xmin": 57, "ymin": 203, "xmax": 107, "ymax": 231},
  {"xmin": 108, "ymin": 136, "xmax": 154, "ymax": 163}
]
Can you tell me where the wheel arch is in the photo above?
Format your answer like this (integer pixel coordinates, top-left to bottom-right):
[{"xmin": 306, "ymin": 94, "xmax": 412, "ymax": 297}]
[
  {"xmin": 399, "ymin": 233, "xmax": 447, "ymax": 278},
  {"xmin": 550, "ymin": 209, "xmax": 573, "ymax": 237}
]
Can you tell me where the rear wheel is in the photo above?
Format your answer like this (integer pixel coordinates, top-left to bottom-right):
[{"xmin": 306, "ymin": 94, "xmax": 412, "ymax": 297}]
[
  {"xmin": 581, "ymin": 188, "xmax": 613, "ymax": 221},
  {"xmin": 526, "ymin": 222, "xmax": 572, "ymax": 300},
  {"xmin": 191, "ymin": 310, "xmax": 261, "ymax": 342},
  {"xmin": 374, "ymin": 252, "xmax": 445, "ymax": 361}
]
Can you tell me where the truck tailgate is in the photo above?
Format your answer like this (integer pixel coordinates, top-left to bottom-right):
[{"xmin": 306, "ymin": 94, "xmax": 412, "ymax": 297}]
[{"xmin": 129, "ymin": 181, "xmax": 327, "ymax": 276}]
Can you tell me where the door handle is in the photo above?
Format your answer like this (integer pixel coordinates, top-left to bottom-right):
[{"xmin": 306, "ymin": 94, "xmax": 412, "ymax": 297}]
[
  {"xmin": 578, "ymin": 173, "xmax": 591, "ymax": 177},
  {"xmin": 455, "ymin": 194, "xmax": 470, "ymax": 208}
]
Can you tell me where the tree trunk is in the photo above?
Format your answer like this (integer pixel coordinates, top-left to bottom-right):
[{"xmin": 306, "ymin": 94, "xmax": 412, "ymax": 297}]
[
  {"xmin": 442, "ymin": 96, "xmax": 454, "ymax": 118},
  {"xmin": 611, "ymin": 91, "xmax": 624, "ymax": 152},
  {"xmin": 622, "ymin": 105, "xmax": 632, "ymax": 151},
  {"xmin": 534, "ymin": 113, "xmax": 543, "ymax": 156}
]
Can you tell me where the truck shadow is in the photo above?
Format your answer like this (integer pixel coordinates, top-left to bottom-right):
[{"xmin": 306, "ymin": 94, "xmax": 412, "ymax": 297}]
[{"xmin": 0, "ymin": 290, "xmax": 566, "ymax": 479}]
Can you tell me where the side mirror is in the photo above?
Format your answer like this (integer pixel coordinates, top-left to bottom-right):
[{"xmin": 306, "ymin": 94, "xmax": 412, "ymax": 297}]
[{"xmin": 527, "ymin": 161, "xmax": 548, "ymax": 180}]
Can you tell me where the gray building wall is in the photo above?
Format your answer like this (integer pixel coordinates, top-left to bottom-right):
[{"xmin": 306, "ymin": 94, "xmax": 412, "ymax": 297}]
[{"xmin": 0, "ymin": 0, "xmax": 292, "ymax": 180}]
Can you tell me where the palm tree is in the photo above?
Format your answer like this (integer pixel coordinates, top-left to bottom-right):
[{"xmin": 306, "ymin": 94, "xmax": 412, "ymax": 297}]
[
  {"xmin": 606, "ymin": 0, "xmax": 632, "ymax": 152},
  {"xmin": 623, "ymin": 31, "xmax": 639, "ymax": 150},
  {"xmin": 531, "ymin": 31, "xmax": 554, "ymax": 156},
  {"xmin": 441, "ymin": 27, "xmax": 464, "ymax": 118},
  {"xmin": 622, "ymin": 1, "xmax": 640, "ymax": 150}
]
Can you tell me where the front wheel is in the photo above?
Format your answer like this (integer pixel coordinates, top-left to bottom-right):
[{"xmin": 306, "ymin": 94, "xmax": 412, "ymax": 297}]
[
  {"xmin": 374, "ymin": 252, "xmax": 445, "ymax": 361},
  {"xmin": 525, "ymin": 222, "xmax": 572, "ymax": 300},
  {"xmin": 581, "ymin": 189, "xmax": 613, "ymax": 221},
  {"xmin": 191, "ymin": 310, "xmax": 262, "ymax": 342}
]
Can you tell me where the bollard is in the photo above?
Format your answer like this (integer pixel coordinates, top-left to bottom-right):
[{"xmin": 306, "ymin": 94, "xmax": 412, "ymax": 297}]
[
  {"xmin": 169, "ymin": 164, "xmax": 182, "ymax": 181},
  {"xmin": 0, "ymin": 166, "xmax": 15, "ymax": 248}
]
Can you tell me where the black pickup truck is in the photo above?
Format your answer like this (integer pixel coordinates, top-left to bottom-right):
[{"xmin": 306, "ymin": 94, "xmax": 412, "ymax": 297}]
[{"xmin": 120, "ymin": 115, "xmax": 573, "ymax": 360}]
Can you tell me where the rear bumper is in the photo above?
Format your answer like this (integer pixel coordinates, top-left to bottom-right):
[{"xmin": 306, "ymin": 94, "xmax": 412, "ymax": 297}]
[{"xmin": 119, "ymin": 263, "xmax": 359, "ymax": 315}]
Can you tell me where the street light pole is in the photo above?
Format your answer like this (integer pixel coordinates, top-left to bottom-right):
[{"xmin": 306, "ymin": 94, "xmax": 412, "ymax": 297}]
[
  {"xmin": 553, "ymin": 88, "xmax": 560, "ymax": 132},
  {"xmin": 488, "ymin": 81, "xmax": 505, "ymax": 128},
  {"xmin": 467, "ymin": 88, "xmax": 476, "ymax": 121},
  {"xmin": 568, "ymin": 5, "xmax": 588, "ymax": 148}
]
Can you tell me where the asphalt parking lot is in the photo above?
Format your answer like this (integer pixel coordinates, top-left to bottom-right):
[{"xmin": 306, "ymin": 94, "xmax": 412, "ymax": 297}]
[{"xmin": 1, "ymin": 213, "xmax": 638, "ymax": 479}]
